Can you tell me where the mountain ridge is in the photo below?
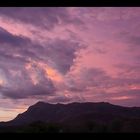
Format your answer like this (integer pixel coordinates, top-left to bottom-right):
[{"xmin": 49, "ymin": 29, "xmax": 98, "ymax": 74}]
[
  {"xmin": 1, "ymin": 101, "xmax": 140, "ymax": 132},
  {"xmin": 1, "ymin": 101, "xmax": 140, "ymax": 126}
]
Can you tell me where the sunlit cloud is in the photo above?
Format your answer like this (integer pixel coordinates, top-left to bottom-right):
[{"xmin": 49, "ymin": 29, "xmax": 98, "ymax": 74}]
[{"xmin": 111, "ymin": 96, "xmax": 134, "ymax": 100}]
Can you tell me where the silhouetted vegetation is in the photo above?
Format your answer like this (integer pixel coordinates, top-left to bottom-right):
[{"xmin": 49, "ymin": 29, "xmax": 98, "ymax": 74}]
[{"xmin": 1, "ymin": 118, "xmax": 140, "ymax": 133}]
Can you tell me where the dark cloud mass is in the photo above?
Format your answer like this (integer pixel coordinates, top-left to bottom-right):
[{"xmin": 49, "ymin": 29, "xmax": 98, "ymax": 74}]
[
  {"xmin": 44, "ymin": 39, "xmax": 85, "ymax": 74},
  {"xmin": 0, "ymin": 26, "xmax": 85, "ymax": 99},
  {"xmin": 0, "ymin": 25, "xmax": 85, "ymax": 74},
  {"xmin": 0, "ymin": 65, "xmax": 56, "ymax": 99},
  {"xmin": 0, "ymin": 26, "xmax": 35, "ymax": 64},
  {"xmin": 0, "ymin": 8, "xmax": 82, "ymax": 30},
  {"xmin": 0, "ymin": 27, "xmax": 30, "ymax": 46},
  {"xmin": 0, "ymin": 27, "xmax": 49, "ymax": 98}
]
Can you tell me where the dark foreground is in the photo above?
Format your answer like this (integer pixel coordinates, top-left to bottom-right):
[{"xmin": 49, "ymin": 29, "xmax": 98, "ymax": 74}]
[{"xmin": 1, "ymin": 102, "xmax": 140, "ymax": 133}]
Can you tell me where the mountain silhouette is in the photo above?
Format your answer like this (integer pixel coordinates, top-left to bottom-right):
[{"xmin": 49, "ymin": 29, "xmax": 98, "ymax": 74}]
[{"xmin": 1, "ymin": 102, "xmax": 140, "ymax": 132}]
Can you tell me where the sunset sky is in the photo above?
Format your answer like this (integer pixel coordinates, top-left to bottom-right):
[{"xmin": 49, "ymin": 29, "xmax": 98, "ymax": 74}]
[{"xmin": 0, "ymin": 7, "xmax": 140, "ymax": 121}]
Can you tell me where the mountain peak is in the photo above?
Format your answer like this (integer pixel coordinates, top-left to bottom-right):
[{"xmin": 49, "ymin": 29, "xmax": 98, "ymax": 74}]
[
  {"xmin": 28, "ymin": 101, "xmax": 52, "ymax": 110},
  {"xmin": 34, "ymin": 101, "xmax": 47, "ymax": 106}
]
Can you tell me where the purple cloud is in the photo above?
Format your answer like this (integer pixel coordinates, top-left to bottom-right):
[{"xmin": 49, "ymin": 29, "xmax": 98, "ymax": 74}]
[
  {"xmin": 0, "ymin": 65, "xmax": 56, "ymax": 99},
  {"xmin": 0, "ymin": 8, "xmax": 83, "ymax": 30},
  {"xmin": 44, "ymin": 39, "xmax": 85, "ymax": 74},
  {"xmin": 0, "ymin": 27, "xmax": 30, "ymax": 46}
]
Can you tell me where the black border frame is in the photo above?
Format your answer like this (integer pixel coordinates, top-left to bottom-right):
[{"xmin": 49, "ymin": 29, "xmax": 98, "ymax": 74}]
[{"xmin": 0, "ymin": 0, "xmax": 140, "ymax": 7}]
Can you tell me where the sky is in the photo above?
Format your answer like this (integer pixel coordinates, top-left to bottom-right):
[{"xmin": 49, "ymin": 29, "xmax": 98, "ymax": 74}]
[{"xmin": 0, "ymin": 7, "xmax": 140, "ymax": 121}]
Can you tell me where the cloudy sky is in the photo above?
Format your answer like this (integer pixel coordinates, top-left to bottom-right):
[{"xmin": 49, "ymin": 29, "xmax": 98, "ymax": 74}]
[{"xmin": 0, "ymin": 7, "xmax": 140, "ymax": 121}]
